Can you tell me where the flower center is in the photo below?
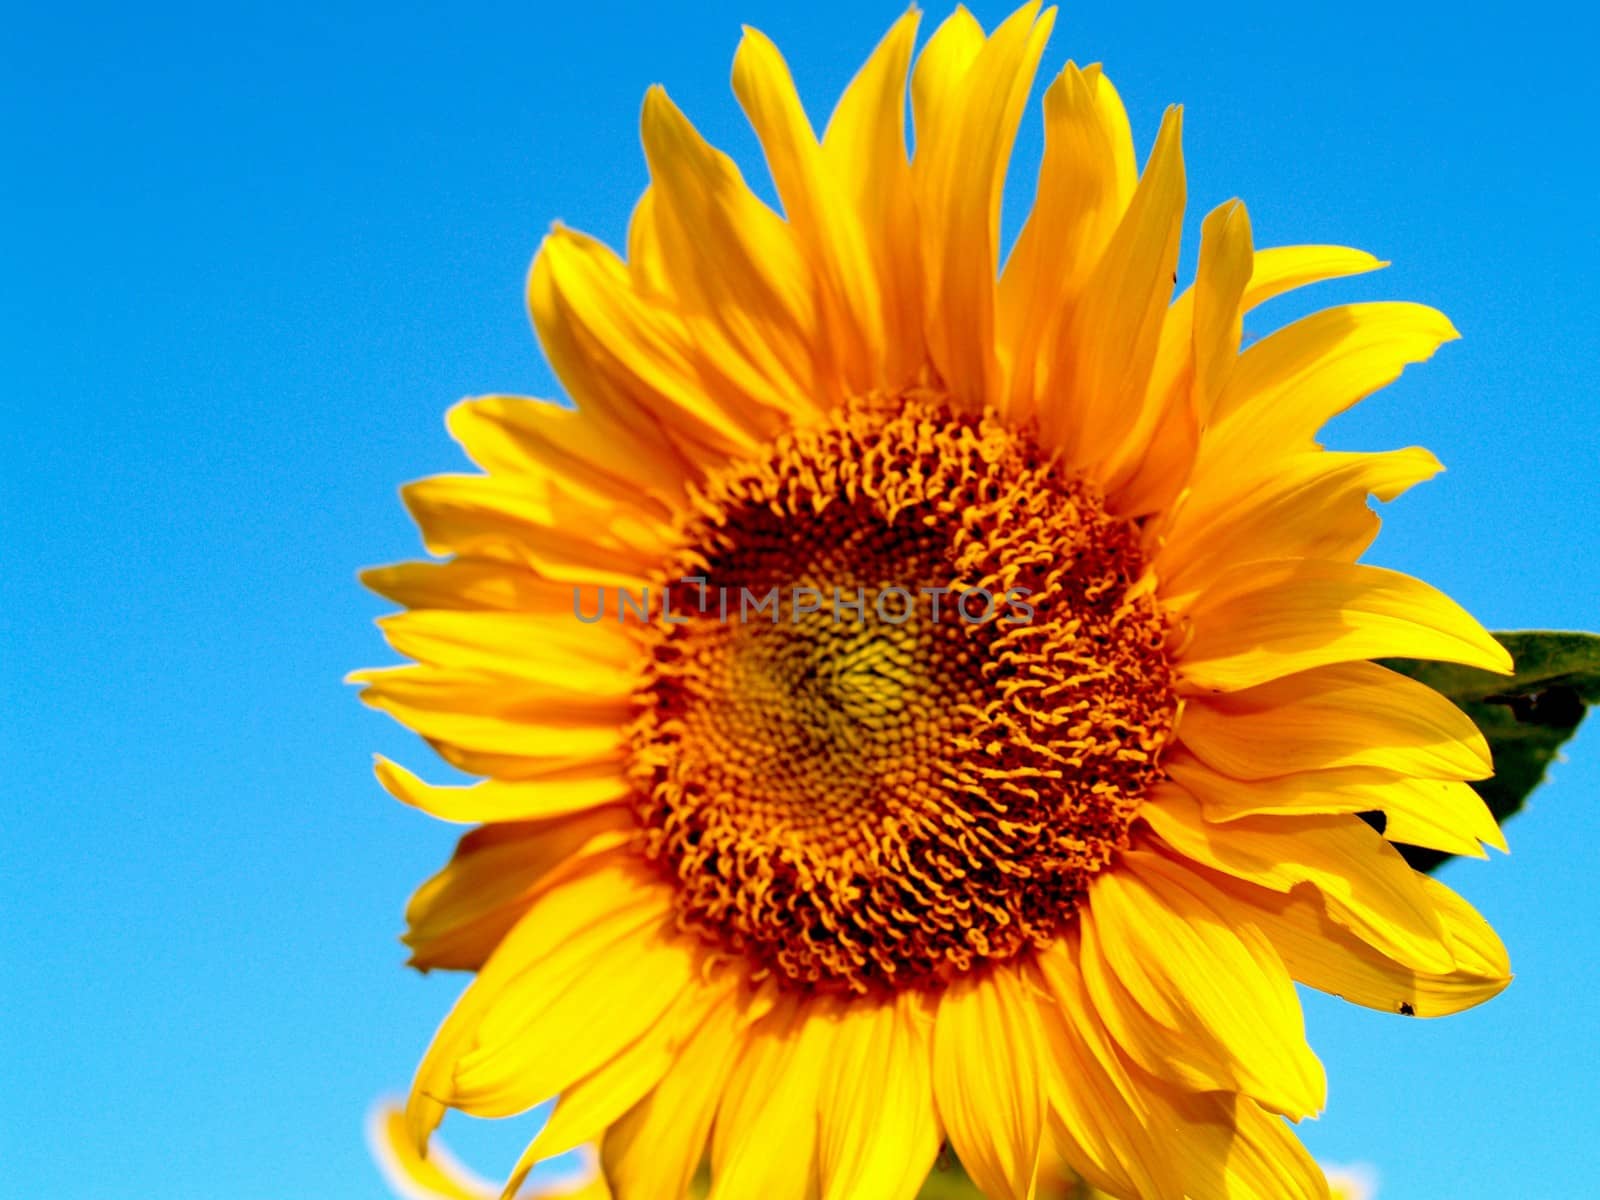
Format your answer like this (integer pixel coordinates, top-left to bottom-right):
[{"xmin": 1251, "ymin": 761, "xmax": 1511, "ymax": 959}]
[{"xmin": 626, "ymin": 396, "xmax": 1177, "ymax": 992}]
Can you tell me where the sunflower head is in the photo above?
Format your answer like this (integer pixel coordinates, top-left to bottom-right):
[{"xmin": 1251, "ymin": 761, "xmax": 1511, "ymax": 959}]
[{"xmin": 357, "ymin": 6, "xmax": 1513, "ymax": 1199}]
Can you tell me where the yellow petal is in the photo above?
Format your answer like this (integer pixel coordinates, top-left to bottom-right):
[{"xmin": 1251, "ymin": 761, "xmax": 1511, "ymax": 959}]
[
  {"xmin": 1082, "ymin": 854, "xmax": 1325, "ymax": 1118},
  {"xmin": 1243, "ymin": 244, "xmax": 1387, "ymax": 311},
  {"xmin": 999, "ymin": 61, "xmax": 1136, "ymax": 421},
  {"xmin": 822, "ymin": 11, "xmax": 923, "ymax": 389},
  {"xmin": 1101, "ymin": 197, "xmax": 1252, "ymax": 517},
  {"xmin": 1138, "ymin": 1088, "xmax": 1330, "ymax": 1200},
  {"xmin": 639, "ymin": 87, "xmax": 829, "ymax": 413},
  {"xmin": 1189, "ymin": 301, "xmax": 1458, "ymax": 496},
  {"xmin": 1325, "ymin": 1167, "xmax": 1376, "ymax": 1200},
  {"xmin": 375, "ymin": 756, "xmax": 628, "ymax": 825},
  {"xmin": 1130, "ymin": 254, "xmax": 1396, "ymax": 522},
  {"xmin": 1076, "ymin": 905, "xmax": 1229, "ymax": 1094},
  {"xmin": 375, "ymin": 609, "xmax": 637, "ymax": 683},
  {"xmin": 398, "ymin": 474, "xmax": 662, "ymax": 588},
  {"xmin": 913, "ymin": 4, "xmax": 1055, "ymax": 410},
  {"xmin": 1177, "ymin": 559, "xmax": 1513, "ymax": 693},
  {"xmin": 1156, "ymin": 446, "xmax": 1443, "ymax": 602},
  {"xmin": 1032, "ymin": 942, "xmax": 1185, "ymax": 1200},
  {"xmin": 1188, "ymin": 199, "xmax": 1255, "ymax": 418},
  {"xmin": 369, "ymin": 706, "xmax": 624, "ymax": 784},
  {"xmin": 1141, "ymin": 789, "xmax": 1453, "ymax": 972},
  {"xmin": 1381, "ymin": 779, "xmax": 1508, "ymax": 857},
  {"xmin": 367, "ymin": 1101, "xmax": 500, "ymax": 1200},
  {"xmin": 530, "ymin": 224, "xmax": 784, "ymax": 454},
  {"xmin": 1166, "ymin": 752, "xmax": 1506, "ymax": 859},
  {"xmin": 733, "ymin": 26, "xmax": 881, "ymax": 394},
  {"xmin": 624, "ymin": 187, "xmax": 669, "ymax": 296},
  {"xmin": 361, "ymin": 558, "xmax": 574, "ymax": 614},
  {"xmin": 707, "ymin": 996, "xmax": 832, "ymax": 1200},
  {"xmin": 405, "ymin": 858, "xmax": 672, "ymax": 1147},
  {"xmin": 500, "ymin": 977, "xmax": 736, "ymax": 1196},
  {"xmin": 931, "ymin": 964, "xmax": 1046, "ymax": 1200},
  {"xmin": 415, "ymin": 863, "xmax": 693, "ymax": 1139},
  {"xmin": 1177, "ymin": 661, "xmax": 1492, "ymax": 781},
  {"xmin": 446, "ymin": 395, "xmax": 680, "ymax": 518},
  {"xmin": 601, "ymin": 988, "xmax": 751, "ymax": 1200},
  {"xmin": 909, "ymin": 8, "xmax": 987, "ymax": 182},
  {"xmin": 402, "ymin": 815, "xmax": 636, "ymax": 973},
  {"xmin": 452, "ymin": 945, "xmax": 694, "ymax": 1122},
  {"xmin": 351, "ymin": 666, "xmax": 630, "ymax": 763},
  {"xmin": 1419, "ymin": 873, "xmax": 1513, "ymax": 979},
  {"xmin": 817, "ymin": 991, "xmax": 941, "ymax": 1200},
  {"xmin": 1220, "ymin": 300, "xmax": 1457, "ymax": 427},
  {"xmin": 396, "ymin": 474, "xmax": 548, "ymax": 563},
  {"xmin": 1039, "ymin": 105, "xmax": 1184, "ymax": 474},
  {"xmin": 368, "ymin": 1102, "xmax": 611, "ymax": 1200},
  {"xmin": 1197, "ymin": 861, "xmax": 1511, "ymax": 1017}
]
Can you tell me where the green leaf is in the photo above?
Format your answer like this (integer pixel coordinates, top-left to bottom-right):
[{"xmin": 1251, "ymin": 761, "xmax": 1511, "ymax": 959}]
[{"xmin": 1385, "ymin": 630, "xmax": 1600, "ymax": 872}]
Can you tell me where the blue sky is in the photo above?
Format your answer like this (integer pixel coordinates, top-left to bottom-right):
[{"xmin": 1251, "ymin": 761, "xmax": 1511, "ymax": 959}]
[{"xmin": 5, "ymin": 1, "xmax": 1597, "ymax": 1196}]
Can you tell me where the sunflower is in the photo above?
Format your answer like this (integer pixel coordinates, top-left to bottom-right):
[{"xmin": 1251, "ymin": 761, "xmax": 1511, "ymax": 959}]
[{"xmin": 355, "ymin": 5, "xmax": 1513, "ymax": 1198}]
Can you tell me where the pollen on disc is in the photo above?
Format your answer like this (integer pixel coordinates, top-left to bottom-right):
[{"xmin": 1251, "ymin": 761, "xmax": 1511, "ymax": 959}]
[{"xmin": 625, "ymin": 395, "xmax": 1178, "ymax": 993}]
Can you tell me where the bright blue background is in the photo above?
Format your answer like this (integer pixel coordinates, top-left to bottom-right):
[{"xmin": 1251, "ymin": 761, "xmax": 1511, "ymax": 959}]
[{"xmin": 6, "ymin": 1, "xmax": 1597, "ymax": 1196}]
